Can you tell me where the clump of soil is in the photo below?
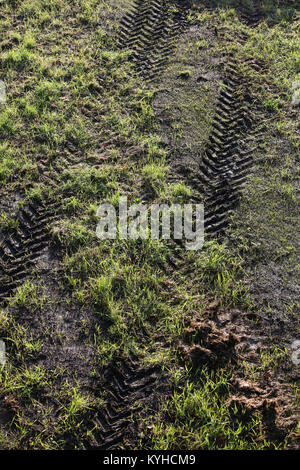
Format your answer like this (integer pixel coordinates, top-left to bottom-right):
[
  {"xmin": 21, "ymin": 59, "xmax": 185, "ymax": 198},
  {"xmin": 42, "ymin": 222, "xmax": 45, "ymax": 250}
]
[
  {"xmin": 227, "ymin": 376, "xmax": 297, "ymax": 444},
  {"xmin": 179, "ymin": 317, "xmax": 239, "ymax": 368}
]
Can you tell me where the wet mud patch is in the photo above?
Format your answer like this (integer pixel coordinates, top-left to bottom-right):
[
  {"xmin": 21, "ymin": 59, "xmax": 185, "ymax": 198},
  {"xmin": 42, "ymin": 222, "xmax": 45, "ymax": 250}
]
[
  {"xmin": 8, "ymin": 272, "xmax": 99, "ymax": 382},
  {"xmin": 0, "ymin": 269, "xmax": 110, "ymax": 447},
  {"xmin": 0, "ymin": 192, "xmax": 23, "ymax": 221},
  {"xmin": 0, "ymin": 397, "xmax": 14, "ymax": 426},
  {"xmin": 1, "ymin": 264, "xmax": 174, "ymax": 449}
]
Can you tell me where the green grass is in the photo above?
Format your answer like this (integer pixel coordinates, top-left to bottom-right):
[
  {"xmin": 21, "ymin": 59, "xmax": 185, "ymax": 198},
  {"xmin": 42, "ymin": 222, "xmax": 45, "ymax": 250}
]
[{"xmin": 142, "ymin": 368, "xmax": 282, "ymax": 450}]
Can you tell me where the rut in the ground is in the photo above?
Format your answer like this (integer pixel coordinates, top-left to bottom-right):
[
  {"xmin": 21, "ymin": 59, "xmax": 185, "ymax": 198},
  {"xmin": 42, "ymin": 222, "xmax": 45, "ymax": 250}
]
[
  {"xmin": 86, "ymin": 362, "xmax": 169, "ymax": 450},
  {"xmin": 200, "ymin": 57, "xmax": 263, "ymax": 237},
  {"xmin": 238, "ymin": 0, "xmax": 264, "ymax": 26},
  {"xmin": 0, "ymin": 146, "xmax": 71, "ymax": 304},
  {"xmin": 0, "ymin": 200, "xmax": 60, "ymax": 303},
  {"xmin": 118, "ymin": 1, "xmax": 264, "ymax": 238},
  {"xmin": 118, "ymin": 0, "xmax": 190, "ymax": 80},
  {"xmin": 198, "ymin": 0, "xmax": 264, "ymax": 237}
]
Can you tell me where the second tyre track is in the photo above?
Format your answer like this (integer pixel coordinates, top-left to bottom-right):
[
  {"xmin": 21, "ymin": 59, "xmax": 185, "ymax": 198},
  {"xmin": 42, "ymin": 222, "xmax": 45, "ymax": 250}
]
[
  {"xmin": 87, "ymin": 362, "xmax": 169, "ymax": 450},
  {"xmin": 0, "ymin": 199, "xmax": 59, "ymax": 303},
  {"xmin": 119, "ymin": 1, "xmax": 264, "ymax": 238},
  {"xmin": 201, "ymin": 57, "xmax": 262, "ymax": 237},
  {"xmin": 119, "ymin": 0, "xmax": 190, "ymax": 80}
]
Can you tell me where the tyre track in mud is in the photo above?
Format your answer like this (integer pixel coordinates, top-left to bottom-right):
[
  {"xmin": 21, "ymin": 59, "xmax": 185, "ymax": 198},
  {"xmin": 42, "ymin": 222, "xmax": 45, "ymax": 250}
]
[
  {"xmin": 86, "ymin": 362, "xmax": 169, "ymax": 450},
  {"xmin": 84, "ymin": 2, "xmax": 191, "ymax": 449},
  {"xmin": 200, "ymin": 1, "xmax": 264, "ymax": 237},
  {"xmin": 200, "ymin": 57, "xmax": 263, "ymax": 237},
  {"xmin": 0, "ymin": 146, "xmax": 103, "ymax": 304},
  {"xmin": 0, "ymin": 199, "xmax": 60, "ymax": 304},
  {"xmin": 118, "ymin": 0, "xmax": 190, "ymax": 80},
  {"xmin": 119, "ymin": 1, "xmax": 264, "ymax": 238},
  {"xmin": 0, "ymin": 154, "xmax": 67, "ymax": 304}
]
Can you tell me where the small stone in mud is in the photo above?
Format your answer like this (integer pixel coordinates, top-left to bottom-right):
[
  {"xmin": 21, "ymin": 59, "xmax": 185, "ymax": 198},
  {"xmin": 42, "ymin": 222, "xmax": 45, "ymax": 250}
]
[
  {"xmin": 291, "ymin": 340, "xmax": 300, "ymax": 365},
  {"xmin": 0, "ymin": 340, "xmax": 6, "ymax": 367},
  {"xmin": 0, "ymin": 81, "xmax": 6, "ymax": 105},
  {"xmin": 291, "ymin": 80, "xmax": 300, "ymax": 107}
]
